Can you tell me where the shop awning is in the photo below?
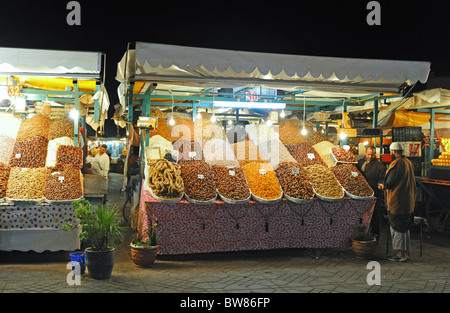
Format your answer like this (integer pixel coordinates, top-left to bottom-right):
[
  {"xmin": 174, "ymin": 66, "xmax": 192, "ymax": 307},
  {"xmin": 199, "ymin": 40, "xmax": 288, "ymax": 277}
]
[
  {"xmin": 0, "ymin": 47, "xmax": 102, "ymax": 79},
  {"xmin": 117, "ymin": 42, "xmax": 431, "ymax": 94}
]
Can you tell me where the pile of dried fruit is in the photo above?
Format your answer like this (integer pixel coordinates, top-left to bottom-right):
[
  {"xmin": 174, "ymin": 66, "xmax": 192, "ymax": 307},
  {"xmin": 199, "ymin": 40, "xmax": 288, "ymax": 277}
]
[
  {"xmin": 212, "ymin": 165, "xmax": 250, "ymax": 201},
  {"xmin": 331, "ymin": 146, "xmax": 357, "ymax": 163},
  {"xmin": 0, "ymin": 164, "xmax": 11, "ymax": 198},
  {"xmin": 48, "ymin": 116, "xmax": 74, "ymax": 140},
  {"xmin": 332, "ymin": 163, "xmax": 374, "ymax": 197},
  {"xmin": 278, "ymin": 120, "xmax": 306, "ymax": 146},
  {"xmin": 10, "ymin": 136, "xmax": 48, "ymax": 168},
  {"xmin": 232, "ymin": 140, "xmax": 267, "ymax": 166},
  {"xmin": 243, "ymin": 162, "xmax": 282, "ymax": 200},
  {"xmin": 56, "ymin": 145, "xmax": 83, "ymax": 167},
  {"xmin": 286, "ymin": 142, "xmax": 326, "ymax": 167},
  {"xmin": 44, "ymin": 165, "xmax": 83, "ymax": 201},
  {"xmin": 15, "ymin": 114, "xmax": 52, "ymax": 142},
  {"xmin": 180, "ymin": 161, "xmax": 217, "ymax": 201},
  {"xmin": 275, "ymin": 162, "xmax": 314, "ymax": 200},
  {"xmin": 305, "ymin": 164, "xmax": 343, "ymax": 199}
]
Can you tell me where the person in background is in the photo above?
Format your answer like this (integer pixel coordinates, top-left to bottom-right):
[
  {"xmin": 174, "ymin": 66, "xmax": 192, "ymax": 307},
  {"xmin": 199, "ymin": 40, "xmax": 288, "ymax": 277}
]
[
  {"xmin": 93, "ymin": 144, "xmax": 110, "ymax": 179},
  {"xmin": 357, "ymin": 145, "xmax": 386, "ymax": 238},
  {"xmin": 382, "ymin": 142, "xmax": 417, "ymax": 262}
]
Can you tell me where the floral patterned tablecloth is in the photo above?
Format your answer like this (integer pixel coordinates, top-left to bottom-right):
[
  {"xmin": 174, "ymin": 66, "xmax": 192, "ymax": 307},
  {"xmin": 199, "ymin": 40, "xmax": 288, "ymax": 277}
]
[{"xmin": 139, "ymin": 181, "xmax": 375, "ymax": 255}]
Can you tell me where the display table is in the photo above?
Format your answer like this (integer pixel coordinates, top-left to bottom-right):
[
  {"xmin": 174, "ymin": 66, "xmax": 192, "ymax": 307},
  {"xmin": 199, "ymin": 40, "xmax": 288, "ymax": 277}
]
[
  {"xmin": 139, "ymin": 182, "xmax": 376, "ymax": 255},
  {"xmin": 0, "ymin": 202, "xmax": 80, "ymax": 252}
]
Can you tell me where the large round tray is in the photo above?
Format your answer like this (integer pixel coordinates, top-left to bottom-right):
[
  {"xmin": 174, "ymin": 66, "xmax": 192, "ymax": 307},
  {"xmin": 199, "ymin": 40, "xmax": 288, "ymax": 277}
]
[
  {"xmin": 185, "ymin": 193, "xmax": 217, "ymax": 205},
  {"xmin": 312, "ymin": 186, "xmax": 344, "ymax": 202},
  {"xmin": 218, "ymin": 191, "xmax": 251, "ymax": 205},
  {"xmin": 251, "ymin": 191, "xmax": 283, "ymax": 204},
  {"xmin": 330, "ymin": 148, "xmax": 358, "ymax": 164},
  {"xmin": 149, "ymin": 187, "xmax": 184, "ymax": 204}
]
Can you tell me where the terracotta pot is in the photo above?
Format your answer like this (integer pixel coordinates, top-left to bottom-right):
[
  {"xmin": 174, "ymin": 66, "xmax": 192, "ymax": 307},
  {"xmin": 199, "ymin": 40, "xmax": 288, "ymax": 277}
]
[
  {"xmin": 130, "ymin": 244, "xmax": 159, "ymax": 267},
  {"xmin": 351, "ymin": 238, "xmax": 377, "ymax": 259}
]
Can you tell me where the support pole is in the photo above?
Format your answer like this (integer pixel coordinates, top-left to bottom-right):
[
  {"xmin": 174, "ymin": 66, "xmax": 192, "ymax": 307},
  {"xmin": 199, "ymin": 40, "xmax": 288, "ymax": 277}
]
[{"xmin": 74, "ymin": 81, "xmax": 79, "ymax": 147}]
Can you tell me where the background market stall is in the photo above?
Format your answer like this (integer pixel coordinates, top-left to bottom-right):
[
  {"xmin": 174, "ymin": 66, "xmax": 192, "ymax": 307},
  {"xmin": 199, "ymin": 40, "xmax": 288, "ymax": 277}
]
[
  {"xmin": 116, "ymin": 42, "xmax": 430, "ymax": 255},
  {"xmin": 0, "ymin": 47, "xmax": 109, "ymax": 252}
]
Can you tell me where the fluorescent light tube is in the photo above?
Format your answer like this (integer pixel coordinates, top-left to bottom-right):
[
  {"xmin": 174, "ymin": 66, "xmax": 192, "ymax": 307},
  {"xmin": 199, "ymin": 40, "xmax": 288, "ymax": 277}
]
[{"xmin": 213, "ymin": 101, "xmax": 285, "ymax": 109}]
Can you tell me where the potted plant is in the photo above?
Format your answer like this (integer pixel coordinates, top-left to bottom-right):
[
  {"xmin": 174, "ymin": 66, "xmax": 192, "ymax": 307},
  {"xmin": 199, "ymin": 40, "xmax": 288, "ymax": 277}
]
[
  {"xmin": 351, "ymin": 225, "xmax": 377, "ymax": 259},
  {"xmin": 130, "ymin": 208, "xmax": 159, "ymax": 267},
  {"xmin": 64, "ymin": 199, "xmax": 126, "ymax": 279}
]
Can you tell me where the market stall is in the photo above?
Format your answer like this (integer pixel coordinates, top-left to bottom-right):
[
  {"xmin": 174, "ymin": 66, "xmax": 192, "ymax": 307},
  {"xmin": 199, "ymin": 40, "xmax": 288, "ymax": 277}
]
[
  {"xmin": 116, "ymin": 42, "xmax": 430, "ymax": 255},
  {"xmin": 0, "ymin": 47, "xmax": 108, "ymax": 252}
]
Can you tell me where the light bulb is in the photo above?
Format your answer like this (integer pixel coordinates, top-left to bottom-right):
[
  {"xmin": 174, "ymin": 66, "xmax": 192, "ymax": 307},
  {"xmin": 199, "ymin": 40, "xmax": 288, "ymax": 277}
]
[
  {"xmin": 301, "ymin": 128, "xmax": 307, "ymax": 136},
  {"xmin": 69, "ymin": 109, "xmax": 79, "ymax": 121},
  {"xmin": 228, "ymin": 120, "xmax": 233, "ymax": 125},
  {"xmin": 196, "ymin": 112, "xmax": 202, "ymax": 120},
  {"xmin": 210, "ymin": 115, "xmax": 216, "ymax": 123},
  {"xmin": 169, "ymin": 118, "xmax": 175, "ymax": 126},
  {"xmin": 340, "ymin": 131, "xmax": 347, "ymax": 140},
  {"xmin": 280, "ymin": 110, "xmax": 285, "ymax": 118},
  {"xmin": 266, "ymin": 120, "xmax": 273, "ymax": 126}
]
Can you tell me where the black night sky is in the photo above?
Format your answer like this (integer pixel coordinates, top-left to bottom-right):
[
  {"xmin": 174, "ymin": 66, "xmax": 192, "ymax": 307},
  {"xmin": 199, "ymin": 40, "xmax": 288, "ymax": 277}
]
[{"xmin": 1, "ymin": 0, "xmax": 450, "ymax": 136}]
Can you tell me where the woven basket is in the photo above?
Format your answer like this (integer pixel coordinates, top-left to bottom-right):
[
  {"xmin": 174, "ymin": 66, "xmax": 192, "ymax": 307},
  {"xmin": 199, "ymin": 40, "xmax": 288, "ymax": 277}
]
[{"xmin": 351, "ymin": 238, "xmax": 377, "ymax": 259}]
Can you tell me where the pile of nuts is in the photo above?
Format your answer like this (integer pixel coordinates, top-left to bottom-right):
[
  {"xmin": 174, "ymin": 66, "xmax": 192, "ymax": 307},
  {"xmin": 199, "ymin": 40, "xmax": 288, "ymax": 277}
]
[
  {"xmin": 0, "ymin": 164, "xmax": 11, "ymax": 198},
  {"xmin": 46, "ymin": 137, "xmax": 74, "ymax": 167},
  {"xmin": 278, "ymin": 120, "xmax": 306, "ymax": 146},
  {"xmin": 331, "ymin": 146, "xmax": 356, "ymax": 162},
  {"xmin": 0, "ymin": 134, "xmax": 15, "ymax": 165},
  {"xmin": 56, "ymin": 145, "xmax": 83, "ymax": 167},
  {"xmin": 45, "ymin": 165, "xmax": 83, "ymax": 201},
  {"xmin": 16, "ymin": 114, "xmax": 52, "ymax": 142},
  {"xmin": 305, "ymin": 164, "xmax": 343, "ymax": 199},
  {"xmin": 6, "ymin": 167, "xmax": 47, "ymax": 200},
  {"xmin": 286, "ymin": 142, "xmax": 326, "ymax": 167},
  {"xmin": 332, "ymin": 163, "xmax": 374, "ymax": 197},
  {"xmin": 48, "ymin": 116, "xmax": 74, "ymax": 140},
  {"xmin": 275, "ymin": 162, "xmax": 314, "ymax": 199},
  {"xmin": 243, "ymin": 161, "xmax": 282, "ymax": 200},
  {"xmin": 148, "ymin": 159, "xmax": 184, "ymax": 199},
  {"xmin": 180, "ymin": 161, "xmax": 217, "ymax": 201},
  {"xmin": 10, "ymin": 136, "xmax": 48, "ymax": 168},
  {"xmin": 212, "ymin": 165, "xmax": 250, "ymax": 201}
]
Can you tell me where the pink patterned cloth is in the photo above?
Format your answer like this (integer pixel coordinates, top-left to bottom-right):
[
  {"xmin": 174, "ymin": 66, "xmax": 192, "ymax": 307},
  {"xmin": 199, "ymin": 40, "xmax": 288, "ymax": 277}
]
[{"xmin": 139, "ymin": 181, "xmax": 375, "ymax": 255}]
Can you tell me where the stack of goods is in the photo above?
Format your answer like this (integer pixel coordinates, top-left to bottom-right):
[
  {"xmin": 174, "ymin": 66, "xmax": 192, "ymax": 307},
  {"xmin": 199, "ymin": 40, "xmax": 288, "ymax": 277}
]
[
  {"xmin": 173, "ymin": 139, "xmax": 204, "ymax": 163},
  {"xmin": 245, "ymin": 124, "xmax": 276, "ymax": 145},
  {"xmin": 232, "ymin": 140, "xmax": 268, "ymax": 166},
  {"xmin": 331, "ymin": 146, "xmax": 357, "ymax": 163},
  {"xmin": 194, "ymin": 112, "xmax": 226, "ymax": 143},
  {"xmin": 0, "ymin": 164, "xmax": 11, "ymax": 198},
  {"xmin": 212, "ymin": 165, "xmax": 250, "ymax": 201},
  {"xmin": 305, "ymin": 164, "xmax": 344, "ymax": 200},
  {"xmin": 0, "ymin": 134, "xmax": 16, "ymax": 165},
  {"xmin": 46, "ymin": 137, "xmax": 74, "ymax": 167},
  {"xmin": 44, "ymin": 165, "xmax": 83, "ymax": 201},
  {"xmin": 305, "ymin": 129, "xmax": 331, "ymax": 146},
  {"xmin": 15, "ymin": 114, "xmax": 52, "ymax": 142},
  {"xmin": 243, "ymin": 162, "xmax": 282, "ymax": 200},
  {"xmin": 48, "ymin": 116, "xmax": 74, "ymax": 140},
  {"xmin": 149, "ymin": 118, "xmax": 172, "ymax": 142},
  {"xmin": 286, "ymin": 142, "xmax": 326, "ymax": 167},
  {"xmin": 332, "ymin": 163, "xmax": 373, "ymax": 198},
  {"xmin": 313, "ymin": 141, "xmax": 336, "ymax": 168},
  {"xmin": 169, "ymin": 117, "xmax": 195, "ymax": 141},
  {"xmin": 147, "ymin": 159, "xmax": 184, "ymax": 200},
  {"xmin": 203, "ymin": 138, "xmax": 239, "ymax": 167},
  {"xmin": 431, "ymin": 151, "xmax": 450, "ymax": 167},
  {"xmin": 6, "ymin": 167, "xmax": 47, "ymax": 200},
  {"xmin": 9, "ymin": 136, "xmax": 48, "ymax": 168},
  {"xmin": 278, "ymin": 120, "xmax": 306, "ymax": 146},
  {"xmin": 180, "ymin": 161, "xmax": 217, "ymax": 202},
  {"xmin": 275, "ymin": 162, "xmax": 314, "ymax": 200},
  {"xmin": 258, "ymin": 138, "xmax": 296, "ymax": 169},
  {"xmin": 56, "ymin": 145, "xmax": 83, "ymax": 167}
]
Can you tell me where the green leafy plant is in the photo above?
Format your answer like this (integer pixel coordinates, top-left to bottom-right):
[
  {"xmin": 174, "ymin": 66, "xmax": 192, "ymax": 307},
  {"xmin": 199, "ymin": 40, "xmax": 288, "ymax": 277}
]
[
  {"xmin": 63, "ymin": 199, "xmax": 126, "ymax": 251},
  {"xmin": 130, "ymin": 207, "xmax": 159, "ymax": 247},
  {"xmin": 354, "ymin": 225, "xmax": 377, "ymax": 241}
]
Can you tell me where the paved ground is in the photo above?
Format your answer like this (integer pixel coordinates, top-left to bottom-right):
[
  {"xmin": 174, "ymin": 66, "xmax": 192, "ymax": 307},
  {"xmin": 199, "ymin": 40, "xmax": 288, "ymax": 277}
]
[{"xmin": 1, "ymin": 173, "xmax": 450, "ymax": 299}]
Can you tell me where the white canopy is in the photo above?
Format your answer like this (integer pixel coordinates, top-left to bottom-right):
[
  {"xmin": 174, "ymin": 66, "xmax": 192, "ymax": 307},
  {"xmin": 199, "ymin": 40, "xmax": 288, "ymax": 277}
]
[
  {"xmin": 0, "ymin": 47, "xmax": 102, "ymax": 79},
  {"xmin": 117, "ymin": 42, "xmax": 430, "ymax": 94}
]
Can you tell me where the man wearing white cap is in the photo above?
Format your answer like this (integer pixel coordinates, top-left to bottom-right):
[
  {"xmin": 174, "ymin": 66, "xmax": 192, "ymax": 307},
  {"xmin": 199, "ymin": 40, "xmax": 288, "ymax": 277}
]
[{"xmin": 382, "ymin": 142, "xmax": 417, "ymax": 262}]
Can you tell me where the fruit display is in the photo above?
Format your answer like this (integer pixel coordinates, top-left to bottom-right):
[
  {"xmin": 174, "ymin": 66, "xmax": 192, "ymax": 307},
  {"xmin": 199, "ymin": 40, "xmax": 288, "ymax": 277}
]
[
  {"xmin": 275, "ymin": 162, "xmax": 314, "ymax": 200},
  {"xmin": 212, "ymin": 165, "xmax": 250, "ymax": 201},
  {"xmin": 432, "ymin": 151, "xmax": 450, "ymax": 167},
  {"xmin": 180, "ymin": 161, "xmax": 217, "ymax": 202},
  {"xmin": 441, "ymin": 138, "xmax": 450, "ymax": 153},
  {"xmin": 243, "ymin": 161, "xmax": 282, "ymax": 200},
  {"xmin": 147, "ymin": 159, "xmax": 184, "ymax": 200},
  {"xmin": 332, "ymin": 164, "xmax": 374, "ymax": 198}
]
